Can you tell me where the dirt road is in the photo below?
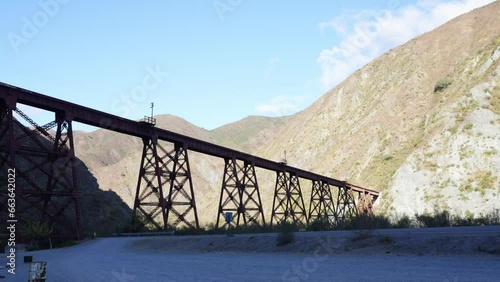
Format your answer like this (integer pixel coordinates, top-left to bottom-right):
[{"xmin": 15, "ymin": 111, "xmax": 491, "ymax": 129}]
[{"xmin": 3, "ymin": 227, "xmax": 500, "ymax": 281}]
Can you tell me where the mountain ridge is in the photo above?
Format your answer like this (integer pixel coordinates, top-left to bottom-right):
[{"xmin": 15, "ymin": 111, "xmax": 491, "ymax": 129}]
[
  {"xmin": 258, "ymin": 1, "xmax": 500, "ymax": 216},
  {"xmin": 74, "ymin": 1, "xmax": 500, "ymax": 224}
]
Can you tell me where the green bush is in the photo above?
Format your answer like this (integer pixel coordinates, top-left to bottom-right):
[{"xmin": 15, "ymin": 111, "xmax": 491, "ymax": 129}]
[
  {"xmin": 416, "ymin": 210, "xmax": 451, "ymax": 227},
  {"xmin": 434, "ymin": 79, "xmax": 452, "ymax": 92},
  {"xmin": 276, "ymin": 222, "xmax": 296, "ymax": 246},
  {"xmin": 21, "ymin": 221, "xmax": 53, "ymax": 242},
  {"xmin": 393, "ymin": 215, "xmax": 414, "ymax": 228}
]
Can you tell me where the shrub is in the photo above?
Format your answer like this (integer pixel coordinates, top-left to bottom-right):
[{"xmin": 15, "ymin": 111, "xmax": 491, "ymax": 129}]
[
  {"xmin": 383, "ymin": 154, "xmax": 393, "ymax": 161},
  {"xmin": 21, "ymin": 221, "xmax": 53, "ymax": 242},
  {"xmin": 276, "ymin": 222, "xmax": 296, "ymax": 246},
  {"xmin": 344, "ymin": 214, "xmax": 391, "ymax": 230},
  {"xmin": 416, "ymin": 210, "xmax": 451, "ymax": 227},
  {"xmin": 307, "ymin": 217, "xmax": 331, "ymax": 231},
  {"xmin": 434, "ymin": 79, "xmax": 452, "ymax": 92},
  {"xmin": 393, "ymin": 215, "xmax": 414, "ymax": 228},
  {"xmin": 20, "ymin": 221, "xmax": 54, "ymax": 251}
]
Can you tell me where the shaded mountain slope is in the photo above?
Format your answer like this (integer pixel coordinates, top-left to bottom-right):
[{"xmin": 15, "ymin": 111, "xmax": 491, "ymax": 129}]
[{"xmin": 0, "ymin": 120, "xmax": 132, "ymax": 238}]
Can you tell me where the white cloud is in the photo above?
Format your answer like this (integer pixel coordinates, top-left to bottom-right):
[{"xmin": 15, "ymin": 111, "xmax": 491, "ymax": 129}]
[
  {"xmin": 317, "ymin": 0, "xmax": 495, "ymax": 91},
  {"xmin": 256, "ymin": 95, "xmax": 307, "ymax": 116}
]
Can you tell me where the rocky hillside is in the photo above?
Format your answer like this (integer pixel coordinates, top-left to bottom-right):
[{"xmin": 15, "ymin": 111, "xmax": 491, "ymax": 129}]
[
  {"xmin": 211, "ymin": 115, "xmax": 292, "ymax": 152},
  {"xmin": 259, "ymin": 1, "xmax": 500, "ymax": 217},
  {"xmin": 75, "ymin": 1, "xmax": 499, "ymax": 225}
]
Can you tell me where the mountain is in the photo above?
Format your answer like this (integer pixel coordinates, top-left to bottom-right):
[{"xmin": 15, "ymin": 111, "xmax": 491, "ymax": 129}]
[
  {"xmin": 75, "ymin": 1, "xmax": 500, "ymax": 225},
  {"xmin": 211, "ymin": 115, "xmax": 292, "ymax": 152},
  {"xmin": 259, "ymin": 1, "xmax": 500, "ymax": 217}
]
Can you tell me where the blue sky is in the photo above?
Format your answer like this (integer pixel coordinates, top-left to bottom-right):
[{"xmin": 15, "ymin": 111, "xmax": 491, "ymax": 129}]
[{"xmin": 0, "ymin": 0, "xmax": 494, "ymax": 131}]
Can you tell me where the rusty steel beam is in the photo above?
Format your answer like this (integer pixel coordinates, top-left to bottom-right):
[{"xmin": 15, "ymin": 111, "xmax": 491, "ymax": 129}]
[{"xmin": 0, "ymin": 82, "xmax": 380, "ymax": 197}]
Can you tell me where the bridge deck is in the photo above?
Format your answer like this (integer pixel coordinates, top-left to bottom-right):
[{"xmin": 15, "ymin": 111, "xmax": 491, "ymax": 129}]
[{"xmin": 0, "ymin": 82, "xmax": 378, "ymax": 195}]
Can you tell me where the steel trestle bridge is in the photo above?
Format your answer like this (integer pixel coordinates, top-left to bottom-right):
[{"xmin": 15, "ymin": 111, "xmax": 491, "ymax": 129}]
[{"xmin": 0, "ymin": 82, "xmax": 379, "ymax": 239}]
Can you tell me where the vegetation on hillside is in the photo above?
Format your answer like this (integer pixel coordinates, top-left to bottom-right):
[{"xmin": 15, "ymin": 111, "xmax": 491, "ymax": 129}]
[{"xmin": 434, "ymin": 78, "xmax": 453, "ymax": 92}]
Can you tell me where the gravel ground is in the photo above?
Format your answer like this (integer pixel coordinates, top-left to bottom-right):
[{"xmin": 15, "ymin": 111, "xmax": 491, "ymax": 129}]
[{"xmin": 2, "ymin": 227, "xmax": 500, "ymax": 281}]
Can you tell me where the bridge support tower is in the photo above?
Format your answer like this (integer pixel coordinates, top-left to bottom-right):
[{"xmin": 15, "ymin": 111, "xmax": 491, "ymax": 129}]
[
  {"xmin": 0, "ymin": 94, "xmax": 82, "ymax": 240},
  {"xmin": 270, "ymin": 170, "xmax": 307, "ymax": 228},
  {"xmin": 335, "ymin": 185, "xmax": 358, "ymax": 227},
  {"xmin": 308, "ymin": 180, "xmax": 337, "ymax": 228},
  {"xmin": 133, "ymin": 135, "xmax": 199, "ymax": 230},
  {"xmin": 216, "ymin": 158, "xmax": 265, "ymax": 229}
]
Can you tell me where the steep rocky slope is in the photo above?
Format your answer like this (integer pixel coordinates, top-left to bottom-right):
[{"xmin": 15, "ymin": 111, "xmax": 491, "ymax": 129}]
[{"xmin": 259, "ymin": 1, "xmax": 500, "ymax": 217}]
